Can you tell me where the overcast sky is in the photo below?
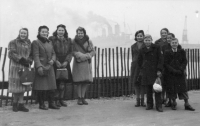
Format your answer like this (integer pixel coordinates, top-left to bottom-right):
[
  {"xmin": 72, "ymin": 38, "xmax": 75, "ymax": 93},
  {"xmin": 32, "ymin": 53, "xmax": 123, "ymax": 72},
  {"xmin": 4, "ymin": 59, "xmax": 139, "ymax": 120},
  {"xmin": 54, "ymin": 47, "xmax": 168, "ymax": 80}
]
[{"xmin": 0, "ymin": 0, "xmax": 200, "ymax": 47}]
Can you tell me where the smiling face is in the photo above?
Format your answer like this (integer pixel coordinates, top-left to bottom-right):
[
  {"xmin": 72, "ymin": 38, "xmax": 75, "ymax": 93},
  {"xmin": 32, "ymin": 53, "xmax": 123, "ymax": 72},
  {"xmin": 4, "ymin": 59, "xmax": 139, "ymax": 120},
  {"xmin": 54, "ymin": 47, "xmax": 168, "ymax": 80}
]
[
  {"xmin": 136, "ymin": 33, "xmax": 144, "ymax": 42},
  {"xmin": 167, "ymin": 34, "xmax": 173, "ymax": 43},
  {"xmin": 144, "ymin": 37, "xmax": 152, "ymax": 47},
  {"xmin": 161, "ymin": 30, "xmax": 168, "ymax": 39},
  {"xmin": 19, "ymin": 29, "xmax": 28, "ymax": 40},
  {"xmin": 40, "ymin": 28, "xmax": 49, "ymax": 38},
  {"xmin": 170, "ymin": 39, "xmax": 179, "ymax": 49},
  {"xmin": 77, "ymin": 30, "xmax": 84, "ymax": 39},
  {"xmin": 57, "ymin": 27, "xmax": 65, "ymax": 37}
]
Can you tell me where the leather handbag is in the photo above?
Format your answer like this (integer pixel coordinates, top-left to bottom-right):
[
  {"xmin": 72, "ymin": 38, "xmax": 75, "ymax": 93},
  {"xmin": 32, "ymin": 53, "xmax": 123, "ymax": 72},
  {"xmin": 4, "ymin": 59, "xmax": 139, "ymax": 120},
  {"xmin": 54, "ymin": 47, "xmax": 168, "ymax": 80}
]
[
  {"xmin": 18, "ymin": 67, "xmax": 35, "ymax": 85},
  {"xmin": 56, "ymin": 68, "xmax": 68, "ymax": 80}
]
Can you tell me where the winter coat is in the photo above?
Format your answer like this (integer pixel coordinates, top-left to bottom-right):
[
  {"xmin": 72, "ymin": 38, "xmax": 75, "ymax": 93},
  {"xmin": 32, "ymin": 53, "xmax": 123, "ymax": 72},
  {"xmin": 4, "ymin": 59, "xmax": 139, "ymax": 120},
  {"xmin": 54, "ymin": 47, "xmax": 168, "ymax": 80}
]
[
  {"xmin": 138, "ymin": 44, "xmax": 163, "ymax": 85},
  {"xmin": 129, "ymin": 42, "xmax": 145, "ymax": 87},
  {"xmin": 49, "ymin": 36, "xmax": 73, "ymax": 82},
  {"xmin": 164, "ymin": 49, "xmax": 187, "ymax": 93},
  {"xmin": 72, "ymin": 40, "xmax": 95, "ymax": 84},
  {"xmin": 32, "ymin": 39, "xmax": 57, "ymax": 90},
  {"xmin": 155, "ymin": 38, "xmax": 168, "ymax": 52},
  {"xmin": 8, "ymin": 39, "xmax": 32, "ymax": 93}
]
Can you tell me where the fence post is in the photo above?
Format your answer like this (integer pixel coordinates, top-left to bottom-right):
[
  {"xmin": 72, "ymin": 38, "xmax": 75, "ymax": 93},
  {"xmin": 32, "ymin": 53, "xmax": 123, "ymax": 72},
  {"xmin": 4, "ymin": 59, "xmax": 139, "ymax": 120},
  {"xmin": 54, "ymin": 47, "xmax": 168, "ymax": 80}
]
[{"xmin": 1, "ymin": 48, "xmax": 8, "ymax": 107}]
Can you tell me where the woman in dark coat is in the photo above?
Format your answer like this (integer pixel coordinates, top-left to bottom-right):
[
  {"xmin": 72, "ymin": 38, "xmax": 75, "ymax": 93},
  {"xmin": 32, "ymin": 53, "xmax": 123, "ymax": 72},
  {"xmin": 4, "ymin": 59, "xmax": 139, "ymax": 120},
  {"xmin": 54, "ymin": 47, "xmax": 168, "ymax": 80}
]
[
  {"xmin": 164, "ymin": 38, "xmax": 195, "ymax": 111},
  {"xmin": 155, "ymin": 28, "xmax": 169, "ymax": 104},
  {"xmin": 138, "ymin": 34, "xmax": 163, "ymax": 112},
  {"xmin": 8, "ymin": 28, "xmax": 32, "ymax": 112},
  {"xmin": 49, "ymin": 24, "xmax": 73, "ymax": 107},
  {"xmin": 130, "ymin": 30, "xmax": 146, "ymax": 107},
  {"xmin": 155, "ymin": 28, "xmax": 169, "ymax": 49},
  {"xmin": 32, "ymin": 25, "xmax": 59, "ymax": 110},
  {"xmin": 72, "ymin": 27, "xmax": 95, "ymax": 105}
]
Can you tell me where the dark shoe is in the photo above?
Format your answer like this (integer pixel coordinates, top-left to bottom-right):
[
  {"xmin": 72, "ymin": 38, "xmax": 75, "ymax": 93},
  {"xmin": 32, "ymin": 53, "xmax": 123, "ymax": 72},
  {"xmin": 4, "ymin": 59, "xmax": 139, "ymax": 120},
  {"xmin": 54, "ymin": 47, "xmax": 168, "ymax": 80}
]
[
  {"xmin": 59, "ymin": 100, "xmax": 67, "ymax": 107},
  {"xmin": 156, "ymin": 106, "xmax": 163, "ymax": 112},
  {"xmin": 12, "ymin": 102, "xmax": 18, "ymax": 112},
  {"xmin": 49, "ymin": 103, "xmax": 60, "ymax": 109},
  {"xmin": 140, "ymin": 98, "xmax": 146, "ymax": 107},
  {"xmin": 82, "ymin": 98, "xmax": 88, "ymax": 105},
  {"xmin": 18, "ymin": 103, "xmax": 29, "ymax": 112},
  {"xmin": 146, "ymin": 105, "xmax": 153, "ymax": 110},
  {"xmin": 77, "ymin": 97, "xmax": 83, "ymax": 105},
  {"xmin": 165, "ymin": 101, "xmax": 171, "ymax": 107},
  {"xmin": 39, "ymin": 104, "xmax": 48, "ymax": 110},
  {"xmin": 55, "ymin": 100, "xmax": 62, "ymax": 107},
  {"xmin": 135, "ymin": 98, "xmax": 140, "ymax": 107},
  {"xmin": 171, "ymin": 101, "xmax": 177, "ymax": 110},
  {"xmin": 185, "ymin": 105, "xmax": 195, "ymax": 111}
]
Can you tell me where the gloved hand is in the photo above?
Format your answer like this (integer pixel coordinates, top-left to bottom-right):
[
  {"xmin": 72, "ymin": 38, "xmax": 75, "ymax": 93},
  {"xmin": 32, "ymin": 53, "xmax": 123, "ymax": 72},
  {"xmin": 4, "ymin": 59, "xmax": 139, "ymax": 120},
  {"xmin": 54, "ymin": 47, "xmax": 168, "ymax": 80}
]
[
  {"xmin": 19, "ymin": 57, "xmax": 29, "ymax": 67},
  {"xmin": 48, "ymin": 60, "xmax": 54, "ymax": 66},
  {"xmin": 56, "ymin": 60, "xmax": 62, "ymax": 68},
  {"xmin": 157, "ymin": 71, "xmax": 162, "ymax": 77},
  {"xmin": 37, "ymin": 67, "xmax": 44, "ymax": 76},
  {"xmin": 62, "ymin": 61, "xmax": 68, "ymax": 68}
]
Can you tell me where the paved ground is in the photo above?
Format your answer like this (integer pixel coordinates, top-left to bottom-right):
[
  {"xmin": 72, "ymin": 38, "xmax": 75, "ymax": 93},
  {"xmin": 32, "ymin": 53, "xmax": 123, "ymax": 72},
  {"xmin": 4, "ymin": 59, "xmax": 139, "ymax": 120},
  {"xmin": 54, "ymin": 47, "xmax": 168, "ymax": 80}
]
[{"xmin": 0, "ymin": 91, "xmax": 200, "ymax": 126}]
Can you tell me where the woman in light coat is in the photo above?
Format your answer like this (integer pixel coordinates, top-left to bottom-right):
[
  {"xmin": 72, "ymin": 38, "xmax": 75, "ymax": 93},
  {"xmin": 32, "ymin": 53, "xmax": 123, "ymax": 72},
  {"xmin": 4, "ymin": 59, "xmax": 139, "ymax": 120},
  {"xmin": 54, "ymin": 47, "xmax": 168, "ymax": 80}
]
[
  {"xmin": 72, "ymin": 27, "xmax": 95, "ymax": 105},
  {"xmin": 8, "ymin": 28, "xmax": 32, "ymax": 112}
]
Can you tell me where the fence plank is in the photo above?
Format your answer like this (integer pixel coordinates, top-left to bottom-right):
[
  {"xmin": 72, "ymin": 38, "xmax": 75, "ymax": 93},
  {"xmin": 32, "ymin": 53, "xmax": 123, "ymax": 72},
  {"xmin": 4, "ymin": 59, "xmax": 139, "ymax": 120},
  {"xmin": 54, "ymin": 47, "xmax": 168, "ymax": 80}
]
[
  {"xmin": 127, "ymin": 48, "xmax": 130, "ymax": 95},
  {"xmin": 1, "ymin": 48, "xmax": 7, "ymax": 107},
  {"xmin": 198, "ymin": 49, "xmax": 200, "ymax": 89},
  {"xmin": 124, "ymin": 48, "xmax": 127, "ymax": 96},
  {"xmin": 116, "ymin": 47, "xmax": 119, "ymax": 96},
  {"xmin": 112, "ymin": 48, "xmax": 116, "ymax": 97},
  {"xmin": 120, "ymin": 47, "xmax": 124, "ymax": 96},
  {"xmin": 97, "ymin": 48, "xmax": 100, "ymax": 98},
  {"xmin": 101, "ymin": 49, "xmax": 104, "ymax": 97},
  {"xmin": 105, "ymin": 48, "xmax": 108, "ymax": 97},
  {"xmin": 93, "ymin": 47, "xmax": 97, "ymax": 98},
  {"xmin": 108, "ymin": 48, "xmax": 112, "ymax": 97}
]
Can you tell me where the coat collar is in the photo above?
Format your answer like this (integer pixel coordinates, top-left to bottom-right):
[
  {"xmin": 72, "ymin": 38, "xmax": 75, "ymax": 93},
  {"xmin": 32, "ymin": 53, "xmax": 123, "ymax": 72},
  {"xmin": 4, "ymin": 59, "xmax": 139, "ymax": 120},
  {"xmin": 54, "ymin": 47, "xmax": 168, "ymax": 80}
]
[
  {"xmin": 131, "ymin": 42, "xmax": 145, "ymax": 52},
  {"xmin": 143, "ymin": 44, "xmax": 156, "ymax": 53}
]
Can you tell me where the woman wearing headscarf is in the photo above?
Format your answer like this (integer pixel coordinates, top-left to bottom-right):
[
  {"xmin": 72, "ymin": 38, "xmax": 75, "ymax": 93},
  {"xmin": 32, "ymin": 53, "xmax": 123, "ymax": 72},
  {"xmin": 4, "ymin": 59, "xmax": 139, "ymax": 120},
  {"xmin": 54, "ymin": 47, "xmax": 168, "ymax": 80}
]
[
  {"xmin": 32, "ymin": 25, "xmax": 59, "ymax": 110},
  {"xmin": 72, "ymin": 27, "xmax": 95, "ymax": 105},
  {"xmin": 129, "ymin": 30, "xmax": 146, "ymax": 107},
  {"xmin": 49, "ymin": 24, "xmax": 73, "ymax": 107},
  {"xmin": 8, "ymin": 28, "xmax": 32, "ymax": 112}
]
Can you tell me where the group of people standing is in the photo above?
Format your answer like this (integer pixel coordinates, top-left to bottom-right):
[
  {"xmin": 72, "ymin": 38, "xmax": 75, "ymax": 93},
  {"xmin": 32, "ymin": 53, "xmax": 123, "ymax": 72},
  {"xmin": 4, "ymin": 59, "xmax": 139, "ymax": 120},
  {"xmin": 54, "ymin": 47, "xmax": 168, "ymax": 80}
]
[
  {"xmin": 7, "ymin": 25, "xmax": 195, "ymax": 113},
  {"xmin": 130, "ymin": 28, "xmax": 195, "ymax": 112},
  {"xmin": 8, "ymin": 25, "xmax": 95, "ymax": 112}
]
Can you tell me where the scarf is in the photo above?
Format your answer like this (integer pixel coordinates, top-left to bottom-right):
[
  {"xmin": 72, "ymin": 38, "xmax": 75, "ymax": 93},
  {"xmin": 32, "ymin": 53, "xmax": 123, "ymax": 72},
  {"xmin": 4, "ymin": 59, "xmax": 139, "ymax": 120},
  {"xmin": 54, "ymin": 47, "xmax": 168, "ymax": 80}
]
[
  {"xmin": 37, "ymin": 35, "xmax": 50, "ymax": 43},
  {"xmin": 16, "ymin": 36, "xmax": 30, "ymax": 45},
  {"xmin": 74, "ymin": 35, "xmax": 89, "ymax": 46}
]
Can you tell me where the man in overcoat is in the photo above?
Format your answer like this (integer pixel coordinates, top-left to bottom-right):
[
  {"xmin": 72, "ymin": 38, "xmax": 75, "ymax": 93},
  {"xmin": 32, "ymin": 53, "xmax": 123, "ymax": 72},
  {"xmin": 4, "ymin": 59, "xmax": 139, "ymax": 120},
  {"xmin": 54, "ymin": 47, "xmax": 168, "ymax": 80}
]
[{"xmin": 138, "ymin": 34, "xmax": 163, "ymax": 112}]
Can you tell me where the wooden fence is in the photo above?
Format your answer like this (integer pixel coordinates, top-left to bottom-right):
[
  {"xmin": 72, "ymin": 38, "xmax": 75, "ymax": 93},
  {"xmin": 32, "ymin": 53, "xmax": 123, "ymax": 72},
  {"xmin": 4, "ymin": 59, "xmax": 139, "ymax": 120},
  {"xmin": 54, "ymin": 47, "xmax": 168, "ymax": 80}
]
[{"xmin": 0, "ymin": 47, "xmax": 200, "ymax": 107}]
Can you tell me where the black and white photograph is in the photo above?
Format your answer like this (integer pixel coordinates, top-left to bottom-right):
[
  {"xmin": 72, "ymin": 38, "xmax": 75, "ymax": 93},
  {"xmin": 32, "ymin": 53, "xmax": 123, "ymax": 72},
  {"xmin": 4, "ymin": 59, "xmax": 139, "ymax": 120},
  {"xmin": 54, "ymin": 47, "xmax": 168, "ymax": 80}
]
[{"xmin": 0, "ymin": 0, "xmax": 200, "ymax": 126}]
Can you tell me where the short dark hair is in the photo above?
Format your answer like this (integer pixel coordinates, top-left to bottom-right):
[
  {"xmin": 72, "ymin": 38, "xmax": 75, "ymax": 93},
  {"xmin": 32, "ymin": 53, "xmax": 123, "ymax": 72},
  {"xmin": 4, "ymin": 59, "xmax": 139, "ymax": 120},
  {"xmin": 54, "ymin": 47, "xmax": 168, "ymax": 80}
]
[
  {"xmin": 171, "ymin": 38, "xmax": 179, "ymax": 43},
  {"xmin": 160, "ymin": 28, "xmax": 169, "ymax": 35},
  {"xmin": 76, "ymin": 27, "xmax": 86, "ymax": 35},
  {"xmin": 37, "ymin": 25, "xmax": 49, "ymax": 37},
  {"xmin": 168, "ymin": 33, "xmax": 175, "ymax": 38},
  {"xmin": 53, "ymin": 24, "xmax": 68, "ymax": 38},
  {"xmin": 134, "ymin": 30, "xmax": 144, "ymax": 41}
]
